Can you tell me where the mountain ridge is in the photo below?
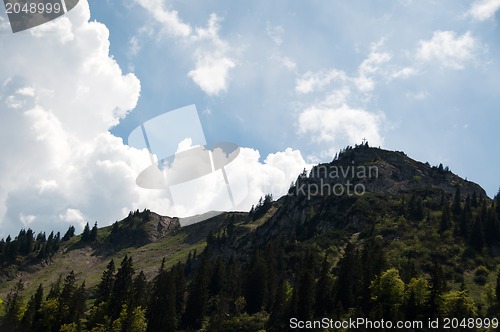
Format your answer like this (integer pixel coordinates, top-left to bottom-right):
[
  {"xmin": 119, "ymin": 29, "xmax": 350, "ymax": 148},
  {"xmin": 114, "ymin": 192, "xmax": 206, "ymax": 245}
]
[{"xmin": 1, "ymin": 145, "xmax": 499, "ymax": 331}]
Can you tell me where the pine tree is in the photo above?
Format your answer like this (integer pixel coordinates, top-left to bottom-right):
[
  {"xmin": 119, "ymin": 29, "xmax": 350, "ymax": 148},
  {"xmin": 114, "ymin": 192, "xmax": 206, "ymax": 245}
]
[
  {"xmin": 439, "ymin": 203, "xmax": 451, "ymax": 234},
  {"xmin": 334, "ymin": 242, "xmax": 361, "ymax": 310},
  {"xmin": 21, "ymin": 283, "xmax": 44, "ymax": 330},
  {"xmin": 89, "ymin": 222, "xmax": 98, "ymax": 242},
  {"xmin": 315, "ymin": 254, "xmax": 334, "ymax": 316},
  {"xmin": 209, "ymin": 256, "xmax": 224, "ymax": 297},
  {"xmin": 96, "ymin": 259, "xmax": 115, "ymax": 305},
  {"xmin": 495, "ymin": 187, "xmax": 500, "ymax": 216},
  {"xmin": 428, "ymin": 261, "xmax": 446, "ymax": 317},
  {"xmin": 81, "ymin": 222, "xmax": 90, "ymax": 242},
  {"xmin": 1, "ymin": 280, "xmax": 24, "ymax": 331},
  {"xmin": 470, "ymin": 215, "xmax": 484, "ymax": 251},
  {"xmin": 459, "ymin": 196, "xmax": 472, "ymax": 238},
  {"xmin": 109, "ymin": 256, "xmax": 135, "ymax": 319},
  {"xmin": 452, "ymin": 187, "xmax": 462, "ymax": 216},
  {"xmin": 132, "ymin": 271, "xmax": 148, "ymax": 309},
  {"xmin": 267, "ymin": 276, "xmax": 290, "ymax": 332},
  {"xmin": 182, "ymin": 253, "xmax": 210, "ymax": 330},
  {"xmin": 244, "ymin": 251, "xmax": 269, "ymax": 314},
  {"xmin": 62, "ymin": 226, "xmax": 75, "ymax": 242},
  {"xmin": 292, "ymin": 253, "xmax": 316, "ymax": 320},
  {"xmin": 147, "ymin": 267, "xmax": 177, "ymax": 332}
]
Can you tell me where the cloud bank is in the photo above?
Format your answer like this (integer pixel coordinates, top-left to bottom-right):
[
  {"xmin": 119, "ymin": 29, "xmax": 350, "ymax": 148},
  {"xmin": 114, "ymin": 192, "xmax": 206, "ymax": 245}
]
[{"xmin": 0, "ymin": 1, "xmax": 309, "ymax": 237}]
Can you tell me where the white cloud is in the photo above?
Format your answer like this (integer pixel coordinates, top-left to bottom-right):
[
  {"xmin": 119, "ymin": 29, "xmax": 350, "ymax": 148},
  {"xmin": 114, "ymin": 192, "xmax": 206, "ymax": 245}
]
[
  {"xmin": 237, "ymin": 147, "xmax": 311, "ymax": 204},
  {"xmin": 354, "ymin": 41, "xmax": 392, "ymax": 93},
  {"xmin": 132, "ymin": 3, "xmax": 236, "ymax": 96},
  {"xmin": 128, "ymin": 36, "xmax": 140, "ymax": 57},
  {"xmin": 298, "ymin": 102, "xmax": 384, "ymax": 149},
  {"xmin": 390, "ymin": 67, "xmax": 418, "ymax": 79},
  {"xmin": 188, "ymin": 55, "xmax": 235, "ymax": 95},
  {"xmin": 0, "ymin": 1, "xmax": 310, "ymax": 238},
  {"xmin": 134, "ymin": 0, "xmax": 191, "ymax": 37},
  {"xmin": 296, "ymin": 69, "xmax": 348, "ymax": 94},
  {"xmin": 469, "ymin": 0, "xmax": 500, "ymax": 21},
  {"xmin": 416, "ymin": 31, "xmax": 477, "ymax": 69},
  {"xmin": 59, "ymin": 208, "xmax": 86, "ymax": 229}
]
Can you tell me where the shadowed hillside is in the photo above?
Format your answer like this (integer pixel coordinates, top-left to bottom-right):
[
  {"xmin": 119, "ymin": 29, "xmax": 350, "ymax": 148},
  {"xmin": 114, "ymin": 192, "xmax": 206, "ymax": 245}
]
[{"xmin": 1, "ymin": 145, "xmax": 499, "ymax": 331}]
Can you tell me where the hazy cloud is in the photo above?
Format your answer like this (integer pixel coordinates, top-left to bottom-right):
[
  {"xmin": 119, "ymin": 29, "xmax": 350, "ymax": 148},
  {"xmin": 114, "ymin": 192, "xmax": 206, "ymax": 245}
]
[
  {"xmin": 468, "ymin": 0, "xmax": 500, "ymax": 21},
  {"xmin": 416, "ymin": 31, "xmax": 477, "ymax": 69}
]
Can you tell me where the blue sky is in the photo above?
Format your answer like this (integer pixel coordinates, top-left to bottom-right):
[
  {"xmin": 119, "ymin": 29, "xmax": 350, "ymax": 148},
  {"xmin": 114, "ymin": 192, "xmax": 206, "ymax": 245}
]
[
  {"xmin": 0, "ymin": 0, "xmax": 499, "ymax": 237},
  {"xmin": 98, "ymin": 0, "xmax": 498, "ymax": 193}
]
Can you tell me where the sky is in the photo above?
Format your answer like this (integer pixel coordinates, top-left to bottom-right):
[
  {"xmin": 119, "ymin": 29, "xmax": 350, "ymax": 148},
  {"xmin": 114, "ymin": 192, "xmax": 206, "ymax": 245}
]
[{"xmin": 0, "ymin": 0, "xmax": 499, "ymax": 238}]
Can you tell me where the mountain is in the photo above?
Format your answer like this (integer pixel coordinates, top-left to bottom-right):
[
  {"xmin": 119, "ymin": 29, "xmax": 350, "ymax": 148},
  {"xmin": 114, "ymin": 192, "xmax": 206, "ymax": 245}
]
[{"xmin": 1, "ymin": 145, "xmax": 499, "ymax": 331}]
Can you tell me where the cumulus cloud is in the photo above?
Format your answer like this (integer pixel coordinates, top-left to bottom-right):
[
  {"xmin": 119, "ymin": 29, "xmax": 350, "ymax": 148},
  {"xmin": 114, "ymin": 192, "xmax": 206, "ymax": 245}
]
[
  {"xmin": 468, "ymin": 0, "xmax": 500, "ymax": 21},
  {"xmin": 416, "ymin": 31, "xmax": 477, "ymax": 70},
  {"xmin": 188, "ymin": 54, "xmax": 235, "ymax": 95},
  {"xmin": 294, "ymin": 43, "xmax": 400, "ymax": 154},
  {"xmin": 133, "ymin": 2, "xmax": 236, "ymax": 95},
  {"xmin": 0, "ymin": 1, "xmax": 310, "ymax": 238},
  {"xmin": 298, "ymin": 100, "xmax": 384, "ymax": 149},
  {"xmin": 354, "ymin": 44, "xmax": 392, "ymax": 93}
]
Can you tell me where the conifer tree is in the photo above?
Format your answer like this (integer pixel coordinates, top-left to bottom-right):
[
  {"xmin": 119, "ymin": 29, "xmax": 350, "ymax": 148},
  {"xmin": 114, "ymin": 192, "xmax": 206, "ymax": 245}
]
[
  {"xmin": 81, "ymin": 223, "xmax": 90, "ymax": 242},
  {"xmin": 62, "ymin": 226, "xmax": 75, "ymax": 242},
  {"xmin": 439, "ymin": 203, "xmax": 451, "ymax": 234},
  {"xmin": 147, "ymin": 267, "xmax": 176, "ymax": 332},
  {"xmin": 1, "ymin": 280, "xmax": 24, "ymax": 331},
  {"xmin": 182, "ymin": 253, "xmax": 210, "ymax": 330},
  {"xmin": 89, "ymin": 222, "xmax": 98, "ymax": 242},
  {"xmin": 452, "ymin": 187, "xmax": 462, "ymax": 216},
  {"xmin": 96, "ymin": 259, "xmax": 115, "ymax": 305},
  {"xmin": 292, "ymin": 253, "xmax": 316, "ymax": 320},
  {"xmin": 315, "ymin": 254, "xmax": 334, "ymax": 316},
  {"xmin": 21, "ymin": 283, "xmax": 44, "ymax": 330},
  {"xmin": 132, "ymin": 271, "xmax": 148, "ymax": 309},
  {"xmin": 109, "ymin": 256, "xmax": 135, "ymax": 319},
  {"xmin": 244, "ymin": 251, "xmax": 269, "ymax": 314},
  {"xmin": 267, "ymin": 276, "xmax": 290, "ymax": 332},
  {"xmin": 334, "ymin": 242, "xmax": 361, "ymax": 310},
  {"xmin": 470, "ymin": 215, "xmax": 484, "ymax": 251}
]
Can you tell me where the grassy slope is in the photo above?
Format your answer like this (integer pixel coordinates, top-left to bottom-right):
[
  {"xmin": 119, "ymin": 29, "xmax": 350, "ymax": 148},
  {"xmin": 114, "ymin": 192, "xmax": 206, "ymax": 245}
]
[{"xmin": 0, "ymin": 222, "xmax": 208, "ymax": 301}]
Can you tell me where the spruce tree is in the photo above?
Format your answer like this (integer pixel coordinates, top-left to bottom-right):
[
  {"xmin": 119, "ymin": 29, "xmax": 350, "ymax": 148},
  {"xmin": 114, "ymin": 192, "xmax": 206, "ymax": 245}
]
[
  {"xmin": 244, "ymin": 251, "xmax": 269, "ymax": 314},
  {"xmin": 21, "ymin": 283, "xmax": 44, "ymax": 330},
  {"xmin": 452, "ymin": 187, "xmax": 462, "ymax": 216},
  {"xmin": 470, "ymin": 215, "xmax": 484, "ymax": 251},
  {"xmin": 96, "ymin": 259, "xmax": 115, "ymax": 305},
  {"xmin": 182, "ymin": 253, "xmax": 210, "ymax": 330},
  {"xmin": 109, "ymin": 256, "xmax": 135, "ymax": 319},
  {"xmin": 1, "ymin": 280, "xmax": 24, "ymax": 331},
  {"xmin": 62, "ymin": 226, "xmax": 75, "ymax": 242},
  {"xmin": 89, "ymin": 222, "xmax": 98, "ymax": 242},
  {"xmin": 81, "ymin": 223, "xmax": 90, "ymax": 242}
]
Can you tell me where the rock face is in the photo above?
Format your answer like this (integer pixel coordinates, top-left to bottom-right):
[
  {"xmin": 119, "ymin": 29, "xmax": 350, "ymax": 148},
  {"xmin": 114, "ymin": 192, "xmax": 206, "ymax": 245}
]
[
  {"xmin": 306, "ymin": 146, "xmax": 486, "ymax": 200},
  {"xmin": 247, "ymin": 145, "xmax": 489, "ymax": 250},
  {"xmin": 108, "ymin": 210, "xmax": 181, "ymax": 247}
]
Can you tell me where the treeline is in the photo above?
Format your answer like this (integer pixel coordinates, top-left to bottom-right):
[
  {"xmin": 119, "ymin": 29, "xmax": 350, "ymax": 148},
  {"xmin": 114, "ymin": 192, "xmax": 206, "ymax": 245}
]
[
  {"xmin": 3, "ymin": 234, "xmax": 500, "ymax": 331},
  {"xmin": 2, "ymin": 188, "xmax": 500, "ymax": 331},
  {"xmin": 0, "ymin": 221, "xmax": 100, "ymax": 266}
]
